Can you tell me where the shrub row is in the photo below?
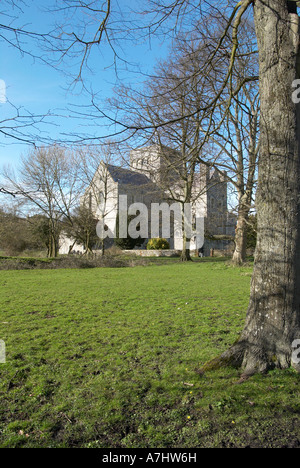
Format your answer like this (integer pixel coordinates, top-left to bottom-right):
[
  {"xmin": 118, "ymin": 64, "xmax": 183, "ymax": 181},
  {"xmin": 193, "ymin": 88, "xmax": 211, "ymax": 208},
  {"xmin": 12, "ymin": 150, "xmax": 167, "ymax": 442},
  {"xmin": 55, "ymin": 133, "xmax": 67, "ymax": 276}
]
[{"xmin": 0, "ymin": 255, "xmax": 145, "ymax": 270}]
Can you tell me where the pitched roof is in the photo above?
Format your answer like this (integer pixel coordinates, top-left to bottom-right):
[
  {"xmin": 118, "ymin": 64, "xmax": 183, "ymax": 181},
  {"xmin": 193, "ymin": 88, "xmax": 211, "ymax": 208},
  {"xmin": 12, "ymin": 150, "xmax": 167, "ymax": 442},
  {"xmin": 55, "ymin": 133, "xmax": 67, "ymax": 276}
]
[{"xmin": 106, "ymin": 164, "xmax": 152, "ymax": 186}]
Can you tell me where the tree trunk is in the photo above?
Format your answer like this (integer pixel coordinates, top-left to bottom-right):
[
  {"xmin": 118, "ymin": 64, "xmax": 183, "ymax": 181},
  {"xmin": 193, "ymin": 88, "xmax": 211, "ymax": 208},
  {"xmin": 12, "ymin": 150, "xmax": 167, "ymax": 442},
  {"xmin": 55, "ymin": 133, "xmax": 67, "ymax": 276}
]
[
  {"xmin": 181, "ymin": 233, "xmax": 192, "ymax": 262},
  {"xmin": 180, "ymin": 208, "xmax": 192, "ymax": 262},
  {"xmin": 68, "ymin": 240, "xmax": 76, "ymax": 255},
  {"xmin": 48, "ymin": 219, "xmax": 59, "ymax": 258},
  {"xmin": 210, "ymin": 1, "xmax": 300, "ymax": 375},
  {"xmin": 232, "ymin": 202, "xmax": 249, "ymax": 265},
  {"xmin": 48, "ymin": 233, "xmax": 58, "ymax": 258}
]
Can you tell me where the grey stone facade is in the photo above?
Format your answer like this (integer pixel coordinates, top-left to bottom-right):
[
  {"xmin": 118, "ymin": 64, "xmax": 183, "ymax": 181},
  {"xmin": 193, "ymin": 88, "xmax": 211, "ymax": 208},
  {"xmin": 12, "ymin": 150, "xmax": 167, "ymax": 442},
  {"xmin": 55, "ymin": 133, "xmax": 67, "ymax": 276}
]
[{"xmin": 60, "ymin": 144, "xmax": 236, "ymax": 255}]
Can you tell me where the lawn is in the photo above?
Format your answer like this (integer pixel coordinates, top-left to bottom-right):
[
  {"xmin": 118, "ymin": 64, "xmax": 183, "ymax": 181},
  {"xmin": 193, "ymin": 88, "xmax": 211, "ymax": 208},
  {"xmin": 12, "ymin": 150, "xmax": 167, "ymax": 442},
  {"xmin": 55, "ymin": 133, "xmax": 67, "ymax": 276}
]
[{"xmin": 1, "ymin": 259, "xmax": 300, "ymax": 448}]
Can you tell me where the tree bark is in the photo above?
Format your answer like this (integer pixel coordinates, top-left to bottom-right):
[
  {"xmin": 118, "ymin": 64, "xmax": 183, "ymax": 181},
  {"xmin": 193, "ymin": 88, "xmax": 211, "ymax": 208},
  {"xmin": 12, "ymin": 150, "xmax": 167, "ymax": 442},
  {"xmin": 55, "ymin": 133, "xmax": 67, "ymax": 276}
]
[
  {"xmin": 48, "ymin": 232, "xmax": 59, "ymax": 258},
  {"xmin": 181, "ymin": 233, "xmax": 192, "ymax": 262},
  {"xmin": 232, "ymin": 200, "xmax": 249, "ymax": 265},
  {"xmin": 180, "ymin": 205, "xmax": 193, "ymax": 262},
  {"xmin": 212, "ymin": 1, "xmax": 300, "ymax": 374},
  {"xmin": 48, "ymin": 219, "xmax": 59, "ymax": 258}
]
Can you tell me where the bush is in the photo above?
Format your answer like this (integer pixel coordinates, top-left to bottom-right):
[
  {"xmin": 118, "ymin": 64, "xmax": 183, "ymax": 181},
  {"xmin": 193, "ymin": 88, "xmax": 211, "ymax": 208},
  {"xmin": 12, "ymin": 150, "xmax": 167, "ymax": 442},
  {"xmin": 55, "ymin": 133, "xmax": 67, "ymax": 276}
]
[
  {"xmin": 146, "ymin": 238, "xmax": 170, "ymax": 250},
  {"xmin": 0, "ymin": 211, "xmax": 50, "ymax": 256},
  {"xmin": 0, "ymin": 254, "xmax": 149, "ymax": 270},
  {"xmin": 105, "ymin": 245, "xmax": 124, "ymax": 256},
  {"xmin": 114, "ymin": 214, "xmax": 145, "ymax": 250}
]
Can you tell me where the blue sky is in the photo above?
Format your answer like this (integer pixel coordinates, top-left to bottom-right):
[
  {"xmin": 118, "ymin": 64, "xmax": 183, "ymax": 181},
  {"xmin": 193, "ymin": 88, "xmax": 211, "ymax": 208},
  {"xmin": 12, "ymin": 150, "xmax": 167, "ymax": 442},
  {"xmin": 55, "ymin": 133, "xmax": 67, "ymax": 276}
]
[{"xmin": 0, "ymin": 0, "xmax": 171, "ymax": 169}]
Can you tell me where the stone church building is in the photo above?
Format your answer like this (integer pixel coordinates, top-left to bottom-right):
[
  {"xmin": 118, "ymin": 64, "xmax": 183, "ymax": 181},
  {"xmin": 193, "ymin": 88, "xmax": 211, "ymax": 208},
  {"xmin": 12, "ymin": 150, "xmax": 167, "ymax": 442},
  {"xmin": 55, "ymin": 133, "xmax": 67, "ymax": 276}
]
[{"xmin": 59, "ymin": 145, "xmax": 235, "ymax": 256}]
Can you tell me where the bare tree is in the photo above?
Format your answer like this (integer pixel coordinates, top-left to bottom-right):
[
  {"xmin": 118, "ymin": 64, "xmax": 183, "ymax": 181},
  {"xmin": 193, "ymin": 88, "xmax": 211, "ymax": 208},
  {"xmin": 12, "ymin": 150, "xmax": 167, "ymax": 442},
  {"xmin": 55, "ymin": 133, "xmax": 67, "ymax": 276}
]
[
  {"xmin": 63, "ymin": 205, "xmax": 99, "ymax": 255},
  {"xmin": 0, "ymin": 1, "xmax": 59, "ymax": 146},
  {"xmin": 226, "ymin": 0, "xmax": 300, "ymax": 374},
  {"xmin": 205, "ymin": 36, "xmax": 259, "ymax": 264},
  {"xmin": 107, "ymin": 12, "xmax": 257, "ymax": 261},
  {"xmin": 211, "ymin": 94, "xmax": 259, "ymax": 265},
  {"xmin": 109, "ymin": 29, "xmax": 224, "ymax": 259},
  {"xmin": 2, "ymin": 145, "xmax": 83, "ymax": 257}
]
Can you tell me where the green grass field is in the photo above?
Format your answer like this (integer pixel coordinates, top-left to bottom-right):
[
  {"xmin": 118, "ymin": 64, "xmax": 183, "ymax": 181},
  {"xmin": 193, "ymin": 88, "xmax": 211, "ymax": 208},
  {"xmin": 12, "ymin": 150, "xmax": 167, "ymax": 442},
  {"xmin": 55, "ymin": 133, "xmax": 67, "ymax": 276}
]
[{"xmin": 1, "ymin": 259, "xmax": 300, "ymax": 448}]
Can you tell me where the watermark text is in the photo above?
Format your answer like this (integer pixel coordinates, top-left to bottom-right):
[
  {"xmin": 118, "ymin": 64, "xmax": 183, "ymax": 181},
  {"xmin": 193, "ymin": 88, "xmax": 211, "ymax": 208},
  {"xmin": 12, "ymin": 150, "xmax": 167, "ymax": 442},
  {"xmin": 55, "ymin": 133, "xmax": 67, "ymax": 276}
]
[{"xmin": 96, "ymin": 196, "xmax": 204, "ymax": 247}]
